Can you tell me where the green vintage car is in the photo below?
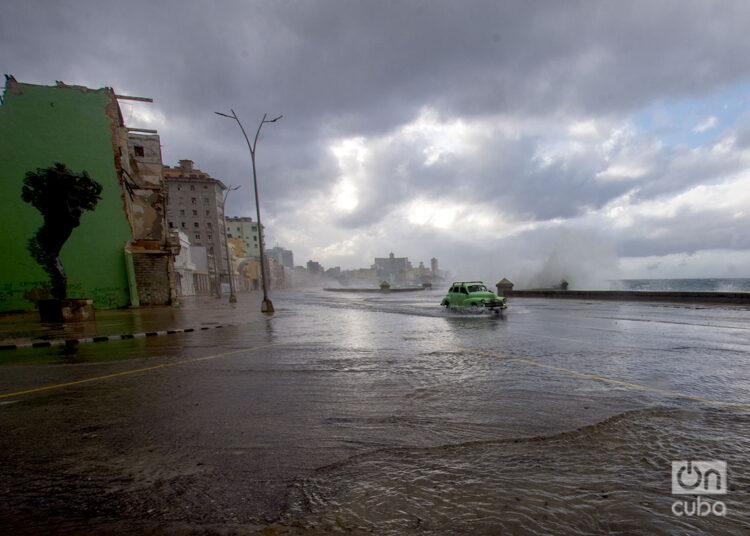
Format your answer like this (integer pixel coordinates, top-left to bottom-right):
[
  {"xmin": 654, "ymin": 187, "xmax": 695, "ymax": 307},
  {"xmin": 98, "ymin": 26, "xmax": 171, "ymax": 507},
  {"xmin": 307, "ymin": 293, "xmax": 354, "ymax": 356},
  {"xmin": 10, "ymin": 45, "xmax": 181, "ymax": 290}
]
[{"xmin": 441, "ymin": 281, "xmax": 508, "ymax": 312}]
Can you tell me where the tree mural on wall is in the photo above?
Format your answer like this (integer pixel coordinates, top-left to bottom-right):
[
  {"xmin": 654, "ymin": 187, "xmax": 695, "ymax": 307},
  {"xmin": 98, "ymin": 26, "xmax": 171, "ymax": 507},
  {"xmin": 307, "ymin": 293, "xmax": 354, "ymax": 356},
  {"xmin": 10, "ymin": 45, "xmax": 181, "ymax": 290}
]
[{"xmin": 21, "ymin": 163, "xmax": 102, "ymax": 300}]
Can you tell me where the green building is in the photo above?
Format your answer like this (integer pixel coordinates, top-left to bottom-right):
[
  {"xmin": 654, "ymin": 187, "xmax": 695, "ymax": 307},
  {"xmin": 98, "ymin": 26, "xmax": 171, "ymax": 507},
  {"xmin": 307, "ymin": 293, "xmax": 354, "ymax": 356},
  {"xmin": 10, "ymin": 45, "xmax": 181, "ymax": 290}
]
[{"xmin": 0, "ymin": 76, "xmax": 173, "ymax": 312}]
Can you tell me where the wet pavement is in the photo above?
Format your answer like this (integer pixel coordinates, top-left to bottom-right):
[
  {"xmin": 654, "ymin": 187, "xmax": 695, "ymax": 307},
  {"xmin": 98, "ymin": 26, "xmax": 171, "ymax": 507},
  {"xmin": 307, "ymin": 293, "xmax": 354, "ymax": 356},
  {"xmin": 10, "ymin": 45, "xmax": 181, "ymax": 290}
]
[
  {"xmin": 0, "ymin": 294, "xmax": 266, "ymax": 347},
  {"xmin": 1, "ymin": 290, "xmax": 750, "ymax": 534}
]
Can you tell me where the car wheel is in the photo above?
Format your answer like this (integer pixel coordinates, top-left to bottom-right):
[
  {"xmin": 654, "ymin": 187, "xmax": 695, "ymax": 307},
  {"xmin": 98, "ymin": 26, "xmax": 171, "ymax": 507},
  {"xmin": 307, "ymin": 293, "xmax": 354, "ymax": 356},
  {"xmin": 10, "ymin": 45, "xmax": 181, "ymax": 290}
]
[{"xmin": 471, "ymin": 302, "xmax": 479, "ymax": 309}]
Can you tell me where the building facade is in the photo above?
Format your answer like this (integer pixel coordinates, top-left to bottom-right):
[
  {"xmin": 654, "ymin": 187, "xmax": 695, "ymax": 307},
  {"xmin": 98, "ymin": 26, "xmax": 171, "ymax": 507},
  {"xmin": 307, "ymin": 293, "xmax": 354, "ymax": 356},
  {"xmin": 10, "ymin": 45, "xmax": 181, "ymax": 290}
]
[
  {"xmin": 372, "ymin": 252, "xmax": 411, "ymax": 283},
  {"xmin": 164, "ymin": 160, "xmax": 229, "ymax": 292},
  {"xmin": 225, "ymin": 216, "xmax": 261, "ymax": 259},
  {"xmin": 0, "ymin": 76, "xmax": 174, "ymax": 311},
  {"xmin": 123, "ymin": 132, "xmax": 176, "ymax": 305},
  {"xmin": 307, "ymin": 260, "xmax": 323, "ymax": 274},
  {"xmin": 268, "ymin": 246, "xmax": 294, "ymax": 269}
]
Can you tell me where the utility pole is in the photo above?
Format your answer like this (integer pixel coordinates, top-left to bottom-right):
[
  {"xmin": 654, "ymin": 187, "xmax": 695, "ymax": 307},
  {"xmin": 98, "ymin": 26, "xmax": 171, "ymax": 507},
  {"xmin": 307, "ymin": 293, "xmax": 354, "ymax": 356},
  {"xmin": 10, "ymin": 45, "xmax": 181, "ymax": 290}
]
[
  {"xmin": 222, "ymin": 185, "xmax": 241, "ymax": 304},
  {"xmin": 215, "ymin": 110, "xmax": 282, "ymax": 313}
]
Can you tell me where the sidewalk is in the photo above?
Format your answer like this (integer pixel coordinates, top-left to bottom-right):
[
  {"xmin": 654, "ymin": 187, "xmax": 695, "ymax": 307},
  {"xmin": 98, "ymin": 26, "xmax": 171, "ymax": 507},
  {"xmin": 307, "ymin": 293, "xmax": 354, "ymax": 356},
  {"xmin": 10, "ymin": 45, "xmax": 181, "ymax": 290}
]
[{"xmin": 0, "ymin": 293, "xmax": 266, "ymax": 349}]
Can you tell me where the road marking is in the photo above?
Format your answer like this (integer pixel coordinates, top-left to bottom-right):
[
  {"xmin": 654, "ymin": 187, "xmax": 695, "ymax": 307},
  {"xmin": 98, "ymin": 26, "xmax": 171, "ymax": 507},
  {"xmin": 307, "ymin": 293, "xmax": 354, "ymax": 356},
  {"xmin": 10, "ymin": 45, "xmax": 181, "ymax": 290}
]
[
  {"xmin": 0, "ymin": 343, "xmax": 281, "ymax": 400},
  {"xmin": 399, "ymin": 334, "xmax": 750, "ymax": 412}
]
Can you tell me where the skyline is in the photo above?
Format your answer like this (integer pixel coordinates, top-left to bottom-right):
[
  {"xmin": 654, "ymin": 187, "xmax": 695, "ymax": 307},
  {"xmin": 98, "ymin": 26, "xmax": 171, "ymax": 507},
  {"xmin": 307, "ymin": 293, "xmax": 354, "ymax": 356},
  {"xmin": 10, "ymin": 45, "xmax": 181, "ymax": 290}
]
[{"xmin": 3, "ymin": 1, "xmax": 750, "ymax": 287}]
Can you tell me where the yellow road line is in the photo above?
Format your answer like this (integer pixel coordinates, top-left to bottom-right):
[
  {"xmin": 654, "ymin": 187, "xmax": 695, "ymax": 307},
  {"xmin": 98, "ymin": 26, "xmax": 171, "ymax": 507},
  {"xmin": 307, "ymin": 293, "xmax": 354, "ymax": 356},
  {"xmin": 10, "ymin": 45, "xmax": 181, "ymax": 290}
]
[
  {"xmin": 399, "ymin": 334, "xmax": 750, "ymax": 412},
  {"xmin": 0, "ymin": 343, "xmax": 280, "ymax": 400}
]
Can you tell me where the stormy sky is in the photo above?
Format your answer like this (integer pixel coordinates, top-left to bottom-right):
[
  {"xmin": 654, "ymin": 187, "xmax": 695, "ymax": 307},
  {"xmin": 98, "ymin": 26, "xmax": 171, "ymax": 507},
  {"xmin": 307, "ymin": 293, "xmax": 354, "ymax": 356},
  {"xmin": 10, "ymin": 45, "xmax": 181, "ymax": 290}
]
[{"xmin": 3, "ymin": 1, "xmax": 750, "ymax": 286}]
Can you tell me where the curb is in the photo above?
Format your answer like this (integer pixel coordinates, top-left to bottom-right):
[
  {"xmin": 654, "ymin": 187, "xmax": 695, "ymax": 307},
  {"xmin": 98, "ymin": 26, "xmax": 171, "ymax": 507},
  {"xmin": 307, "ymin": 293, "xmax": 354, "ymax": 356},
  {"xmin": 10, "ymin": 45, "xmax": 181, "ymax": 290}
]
[{"xmin": 0, "ymin": 324, "xmax": 231, "ymax": 351}]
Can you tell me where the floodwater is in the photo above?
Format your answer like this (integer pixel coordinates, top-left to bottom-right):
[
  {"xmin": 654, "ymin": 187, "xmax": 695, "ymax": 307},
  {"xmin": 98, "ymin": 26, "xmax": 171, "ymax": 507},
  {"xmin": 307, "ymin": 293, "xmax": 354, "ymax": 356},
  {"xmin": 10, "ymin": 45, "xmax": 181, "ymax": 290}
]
[{"xmin": 2, "ymin": 289, "xmax": 750, "ymax": 534}]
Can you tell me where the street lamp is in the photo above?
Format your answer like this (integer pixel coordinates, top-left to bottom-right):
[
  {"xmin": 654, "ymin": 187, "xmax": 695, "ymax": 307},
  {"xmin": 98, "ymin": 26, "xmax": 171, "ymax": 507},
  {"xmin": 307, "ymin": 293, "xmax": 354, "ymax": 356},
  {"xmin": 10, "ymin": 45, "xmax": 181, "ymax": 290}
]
[
  {"xmin": 215, "ymin": 109, "xmax": 282, "ymax": 313},
  {"xmin": 222, "ymin": 185, "xmax": 241, "ymax": 304}
]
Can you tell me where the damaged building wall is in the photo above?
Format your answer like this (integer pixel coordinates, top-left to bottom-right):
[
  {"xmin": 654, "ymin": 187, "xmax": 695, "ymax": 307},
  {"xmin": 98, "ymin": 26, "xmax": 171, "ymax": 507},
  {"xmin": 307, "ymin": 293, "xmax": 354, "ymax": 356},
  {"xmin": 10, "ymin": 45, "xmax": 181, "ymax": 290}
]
[
  {"xmin": 121, "ymin": 132, "xmax": 176, "ymax": 305},
  {"xmin": 0, "ymin": 77, "xmax": 134, "ymax": 312},
  {"xmin": 124, "ymin": 133, "xmax": 167, "ymax": 240}
]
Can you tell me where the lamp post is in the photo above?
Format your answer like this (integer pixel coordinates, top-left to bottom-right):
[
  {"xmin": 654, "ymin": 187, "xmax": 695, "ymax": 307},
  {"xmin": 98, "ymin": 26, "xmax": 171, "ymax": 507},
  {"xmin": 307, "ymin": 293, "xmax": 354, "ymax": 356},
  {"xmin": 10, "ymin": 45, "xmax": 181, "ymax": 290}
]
[
  {"xmin": 222, "ymin": 185, "xmax": 241, "ymax": 304},
  {"xmin": 215, "ymin": 109, "xmax": 282, "ymax": 313}
]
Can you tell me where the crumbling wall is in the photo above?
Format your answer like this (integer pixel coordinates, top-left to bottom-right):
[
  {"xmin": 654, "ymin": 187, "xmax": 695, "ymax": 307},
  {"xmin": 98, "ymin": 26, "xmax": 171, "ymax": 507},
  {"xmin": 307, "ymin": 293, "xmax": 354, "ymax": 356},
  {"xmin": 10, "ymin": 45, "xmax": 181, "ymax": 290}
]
[
  {"xmin": 124, "ymin": 134, "xmax": 167, "ymax": 241},
  {"xmin": 131, "ymin": 252, "xmax": 171, "ymax": 305}
]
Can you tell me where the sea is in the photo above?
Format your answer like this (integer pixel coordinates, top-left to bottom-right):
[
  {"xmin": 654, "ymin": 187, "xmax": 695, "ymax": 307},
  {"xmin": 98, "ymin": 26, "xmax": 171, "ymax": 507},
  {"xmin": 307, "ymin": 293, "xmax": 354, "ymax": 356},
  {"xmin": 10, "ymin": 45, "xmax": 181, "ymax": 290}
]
[{"xmin": 611, "ymin": 278, "xmax": 750, "ymax": 292}]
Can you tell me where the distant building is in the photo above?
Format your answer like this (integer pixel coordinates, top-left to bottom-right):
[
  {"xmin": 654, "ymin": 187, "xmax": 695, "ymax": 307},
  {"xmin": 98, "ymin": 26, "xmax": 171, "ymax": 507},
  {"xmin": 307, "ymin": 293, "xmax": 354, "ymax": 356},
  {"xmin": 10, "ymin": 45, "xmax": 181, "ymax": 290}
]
[
  {"xmin": 372, "ymin": 252, "xmax": 411, "ymax": 282},
  {"xmin": 189, "ymin": 245, "xmax": 211, "ymax": 294},
  {"xmin": 172, "ymin": 231, "xmax": 196, "ymax": 296},
  {"xmin": 164, "ymin": 160, "xmax": 229, "ymax": 292},
  {"xmin": 268, "ymin": 246, "xmax": 294, "ymax": 268},
  {"xmin": 307, "ymin": 260, "xmax": 323, "ymax": 274},
  {"xmin": 416, "ymin": 261, "xmax": 431, "ymax": 277},
  {"xmin": 226, "ymin": 216, "xmax": 261, "ymax": 258},
  {"xmin": 431, "ymin": 257, "xmax": 439, "ymax": 274}
]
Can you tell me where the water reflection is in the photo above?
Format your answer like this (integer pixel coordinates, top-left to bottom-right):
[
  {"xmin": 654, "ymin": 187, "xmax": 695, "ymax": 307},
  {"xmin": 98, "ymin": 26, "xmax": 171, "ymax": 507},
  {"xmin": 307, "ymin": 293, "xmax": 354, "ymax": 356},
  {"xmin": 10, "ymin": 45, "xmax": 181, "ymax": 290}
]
[{"xmin": 3, "ymin": 289, "xmax": 750, "ymax": 535}]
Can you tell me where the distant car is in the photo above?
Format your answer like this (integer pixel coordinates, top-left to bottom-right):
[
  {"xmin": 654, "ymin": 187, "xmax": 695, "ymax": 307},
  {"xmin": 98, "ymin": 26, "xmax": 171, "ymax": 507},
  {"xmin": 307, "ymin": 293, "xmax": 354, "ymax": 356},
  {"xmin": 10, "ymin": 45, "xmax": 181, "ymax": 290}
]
[{"xmin": 441, "ymin": 281, "xmax": 508, "ymax": 312}]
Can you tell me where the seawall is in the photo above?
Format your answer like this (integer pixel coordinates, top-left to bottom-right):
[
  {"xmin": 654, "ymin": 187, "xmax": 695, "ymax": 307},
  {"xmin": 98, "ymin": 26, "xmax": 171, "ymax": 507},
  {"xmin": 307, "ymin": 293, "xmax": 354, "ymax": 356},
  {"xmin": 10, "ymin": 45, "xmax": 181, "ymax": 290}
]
[{"xmin": 506, "ymin": 289, "xmax": 750, "ymax": 304}]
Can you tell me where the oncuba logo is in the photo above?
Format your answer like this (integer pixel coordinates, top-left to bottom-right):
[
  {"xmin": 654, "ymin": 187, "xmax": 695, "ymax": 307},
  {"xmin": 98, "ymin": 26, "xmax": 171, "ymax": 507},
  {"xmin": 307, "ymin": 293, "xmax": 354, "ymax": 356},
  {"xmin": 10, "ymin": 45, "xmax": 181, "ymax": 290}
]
[{"xmin": 671, "ymin": 461, "xmax": 727, "ymax": 517}]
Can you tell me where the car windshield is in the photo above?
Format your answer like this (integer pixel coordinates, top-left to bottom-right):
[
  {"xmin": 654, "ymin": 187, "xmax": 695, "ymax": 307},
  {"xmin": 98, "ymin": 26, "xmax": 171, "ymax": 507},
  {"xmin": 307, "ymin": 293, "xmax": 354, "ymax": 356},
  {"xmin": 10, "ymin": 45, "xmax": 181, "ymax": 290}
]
[{"xmin": 467, "ymin": 285, "xmax": 487, "ymax": 292}]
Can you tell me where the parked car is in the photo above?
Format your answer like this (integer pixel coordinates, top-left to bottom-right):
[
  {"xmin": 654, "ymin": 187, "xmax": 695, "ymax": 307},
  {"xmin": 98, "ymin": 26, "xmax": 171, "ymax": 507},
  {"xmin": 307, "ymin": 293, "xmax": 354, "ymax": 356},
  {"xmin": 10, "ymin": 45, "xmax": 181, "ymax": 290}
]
[{"xmin": 441, "ymin": 281, "xmax": 508, "ymax": 312}]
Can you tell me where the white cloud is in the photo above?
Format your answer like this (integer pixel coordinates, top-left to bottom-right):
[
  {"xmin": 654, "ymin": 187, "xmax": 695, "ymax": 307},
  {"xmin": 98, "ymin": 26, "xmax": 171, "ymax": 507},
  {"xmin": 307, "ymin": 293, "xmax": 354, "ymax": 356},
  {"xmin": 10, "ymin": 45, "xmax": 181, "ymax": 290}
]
[
  {"xmin": 595, "ymin": 164, "xmax": 650, "ymax": 182},
  {"xmin": 693, "ymin": 115, "xmax": 718, "ymax": 133}
]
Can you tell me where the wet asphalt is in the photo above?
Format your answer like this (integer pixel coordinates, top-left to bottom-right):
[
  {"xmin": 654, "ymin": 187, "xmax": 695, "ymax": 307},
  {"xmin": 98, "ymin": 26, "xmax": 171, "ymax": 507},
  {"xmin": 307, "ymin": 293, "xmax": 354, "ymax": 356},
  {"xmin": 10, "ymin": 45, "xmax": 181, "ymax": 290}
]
[{"xmin": 1, "ymin": 289, "xmax": 750, "ymax": 534}]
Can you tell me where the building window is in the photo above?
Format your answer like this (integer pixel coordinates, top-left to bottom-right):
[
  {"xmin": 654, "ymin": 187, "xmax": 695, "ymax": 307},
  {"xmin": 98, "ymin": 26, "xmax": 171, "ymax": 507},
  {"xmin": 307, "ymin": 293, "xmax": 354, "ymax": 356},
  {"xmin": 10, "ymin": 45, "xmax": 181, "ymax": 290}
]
[
  {"xmin": 192, "ymin": 210, "xmax": 198, "ymax": 216},
  {"xmin": 168, "ymin": 221, "xmax": 174, "ymax": 228},
  {"xmin": 195, "ymin": 233, "xmax": 200, "ymax": 240},
  {"xmin": 209, "ymin": 247, "xmax": 214, "ymax": 254},
  {"xmin": 181, "ymin": 222, "xmax": 186, "ymax": 228},
  {"xmin": 203, "ymin": 197, "xmax": 209, "ymax": 205},
  {"xmin": 194, "ymin": 222, "xmax": 199, "ymax": 228},
  {"xmin": 207, "ymin": 222, "xmax": 212, "ymax": 230},
  {"xmin": 208, "ymin": 234, "xmax": 212, "ymax": 241},
  {"xmin": 190, "ymin": 185, "xmax": 195, "ymax": 191},
  {"xmin": 191, "ymin": 197, "xmax": 197, "ymax": 204},
  {"xmin": 134, "ymin": 146, "xmax": 144, "ymax": 157},
  {"xmin": 205, "ymin": 210, "xmax": 210, "ymax": 216},
  {"xmin": 177, "ymin": 186, "xmax": 182, "ymax": 191},
  {"xmin": 203, "ymin": 185, "xmax": 208, "ymax": 189},
  {"xmin": 179, "ymin": 209, "xmax": 185, "ymax": 216}
]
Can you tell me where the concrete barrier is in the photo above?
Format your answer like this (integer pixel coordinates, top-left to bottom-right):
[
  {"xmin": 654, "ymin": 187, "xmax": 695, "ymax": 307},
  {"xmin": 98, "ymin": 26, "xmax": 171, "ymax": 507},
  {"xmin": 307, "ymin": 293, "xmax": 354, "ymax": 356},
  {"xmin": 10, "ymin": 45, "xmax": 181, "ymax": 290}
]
[{"xmin": 506, "ymin": 290, "xmax": 750, "ymax": 304}]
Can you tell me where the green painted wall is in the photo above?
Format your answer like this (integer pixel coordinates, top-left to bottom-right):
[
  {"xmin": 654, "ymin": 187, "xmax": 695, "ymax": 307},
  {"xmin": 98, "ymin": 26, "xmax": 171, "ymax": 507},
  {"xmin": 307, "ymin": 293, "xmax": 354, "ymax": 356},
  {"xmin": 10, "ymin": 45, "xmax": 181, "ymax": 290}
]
[{"xmin": 0, "ymin": 82, "xmax": 134, "ymax": 312}]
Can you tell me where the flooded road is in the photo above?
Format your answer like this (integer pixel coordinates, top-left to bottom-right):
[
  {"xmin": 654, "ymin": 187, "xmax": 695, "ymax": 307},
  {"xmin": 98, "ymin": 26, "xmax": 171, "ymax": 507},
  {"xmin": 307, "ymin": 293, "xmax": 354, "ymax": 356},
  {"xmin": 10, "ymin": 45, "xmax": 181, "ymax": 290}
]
[{"xmin": 2, "ymin": 290, "xmax": 750, "ymax": 534}]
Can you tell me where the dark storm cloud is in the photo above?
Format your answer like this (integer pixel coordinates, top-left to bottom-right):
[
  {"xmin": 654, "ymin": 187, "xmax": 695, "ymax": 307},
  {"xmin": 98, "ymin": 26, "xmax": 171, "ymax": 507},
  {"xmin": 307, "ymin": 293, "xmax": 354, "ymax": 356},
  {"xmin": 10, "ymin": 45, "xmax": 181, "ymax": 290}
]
[{"xmin": 3, "ymin": 0, "xmax": 750, "ymax": 271}]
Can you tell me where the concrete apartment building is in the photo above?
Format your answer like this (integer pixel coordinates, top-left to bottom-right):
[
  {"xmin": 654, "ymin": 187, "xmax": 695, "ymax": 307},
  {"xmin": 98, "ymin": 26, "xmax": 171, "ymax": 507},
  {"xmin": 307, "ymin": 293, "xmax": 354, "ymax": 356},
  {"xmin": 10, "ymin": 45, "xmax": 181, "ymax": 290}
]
[
  {"xmin": 225, "ymin": 216, "xmax": 261, "ymax": 258},
  {"xmin": 268, "ymin": 246, "xmax": 294, "ymax": 268},
  {"xmin": 372, "ymin": 252, "xmax": 411, "ymax": 283},
  {"xmin": 163, "ymin": 160, "xmax": 229, "ymax": 289}
]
